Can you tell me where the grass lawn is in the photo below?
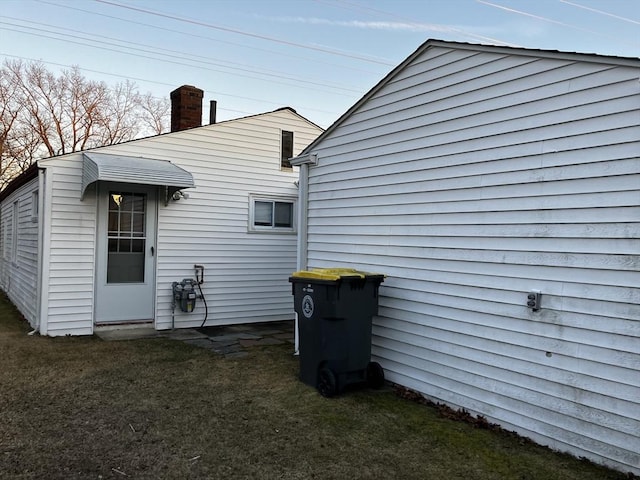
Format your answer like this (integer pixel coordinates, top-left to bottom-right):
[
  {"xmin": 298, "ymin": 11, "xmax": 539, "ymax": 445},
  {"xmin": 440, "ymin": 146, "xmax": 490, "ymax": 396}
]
[{"xmin": 0, "ymin": 294, "xmax": 632, "ymax": 480}]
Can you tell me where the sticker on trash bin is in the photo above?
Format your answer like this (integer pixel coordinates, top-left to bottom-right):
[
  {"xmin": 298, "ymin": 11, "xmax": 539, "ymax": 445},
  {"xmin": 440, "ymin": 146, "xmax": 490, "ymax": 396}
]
[{"xmin": 301, "ymin": 294, "xmax": 314, "ymax": 318}]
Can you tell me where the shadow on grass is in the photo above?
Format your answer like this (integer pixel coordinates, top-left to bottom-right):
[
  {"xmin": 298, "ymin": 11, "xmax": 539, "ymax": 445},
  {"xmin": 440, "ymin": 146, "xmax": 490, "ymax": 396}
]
[{"xmin": 0, "ymin": 293, "xmax": 632, "ymax": 480}]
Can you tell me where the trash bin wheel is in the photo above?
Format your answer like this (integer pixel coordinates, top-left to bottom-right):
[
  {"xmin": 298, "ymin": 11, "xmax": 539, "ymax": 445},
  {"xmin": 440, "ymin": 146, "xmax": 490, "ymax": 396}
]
[
  {"xmin": 317, "ymin": 367, "xmax": 338, "ymax": 397},
  {"xmin": 366, "ymin": 361, "xmax": 385, "ymax": 389}
]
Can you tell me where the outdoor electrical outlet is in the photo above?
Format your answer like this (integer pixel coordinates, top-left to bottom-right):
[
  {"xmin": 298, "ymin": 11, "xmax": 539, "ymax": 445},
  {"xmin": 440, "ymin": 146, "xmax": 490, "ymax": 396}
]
[{"xmin": 527, "ymin": 290, "xmax": 542, "ymax": 311}]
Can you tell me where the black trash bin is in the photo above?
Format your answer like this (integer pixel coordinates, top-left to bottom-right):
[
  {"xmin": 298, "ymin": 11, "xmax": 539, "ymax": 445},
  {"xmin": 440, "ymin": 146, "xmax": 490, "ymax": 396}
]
[{"xmin": 289, "ymin": 268, "xmax": 385, "ymax": 397}]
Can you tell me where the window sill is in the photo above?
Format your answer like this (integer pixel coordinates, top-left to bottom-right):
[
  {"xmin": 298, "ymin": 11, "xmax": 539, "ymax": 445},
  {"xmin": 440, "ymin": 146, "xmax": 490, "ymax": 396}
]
[{"xmin": 247, "ymin": 228, "xmax": 296, "ymax": 235}]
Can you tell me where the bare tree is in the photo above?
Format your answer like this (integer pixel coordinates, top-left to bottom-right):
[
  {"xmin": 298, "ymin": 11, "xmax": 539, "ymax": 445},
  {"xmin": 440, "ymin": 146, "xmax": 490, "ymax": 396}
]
[
  {"xmin": 137, "ymin": 91, "xmax": 171, "ymax": 136},
  {"xmin": 0, "ymin": 63, "xmax": 35, "ymax": 189},
  {"xmin": 99, "ymin": 80, "xmax": 140, "ymax": 146},
  {"xmin": 0, "ymin": 60, "xmax": 170, "ymax": 188}
]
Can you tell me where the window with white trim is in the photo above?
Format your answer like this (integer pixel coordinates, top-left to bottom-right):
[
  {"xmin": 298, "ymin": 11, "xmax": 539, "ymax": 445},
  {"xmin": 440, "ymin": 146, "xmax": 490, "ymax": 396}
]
[
  {"xmin": 11, "ymin": 201, "xmax": 18, "ymax": 262},
  {"xmin": 31, "ymin": 191, "xmax": 38, "ymax": 222},
  {"xmin": 249, "ymin": 195, "xmax": 296, "ymax": 233},
  {"xmin": 1, "ymin": 217, "xmax": 5, "ymax": 260},
  {"xmin": 281, "ymin": 130, "xmax": 293, "ymax": 169}
]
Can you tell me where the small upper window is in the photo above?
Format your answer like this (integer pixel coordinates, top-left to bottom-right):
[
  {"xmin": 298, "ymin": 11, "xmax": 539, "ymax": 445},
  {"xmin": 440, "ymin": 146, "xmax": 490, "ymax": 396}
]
[
  {"xmin": 281, "ymin": 130, "xmax": 293, "ymax": 169},
  {"xmin": 31, "ymin": 191, "xmax": 38, "ymax": 222},
  {"xmin": 11, "ymin": 201, "xmax": 18, "ymax": 262},
  {"xmin": 1, "ymin": 218, "xmax": 7, "ymax": 261},
  {"xmin": 249, "ymin": 195, "xmax": 295, "ymax": 233}
]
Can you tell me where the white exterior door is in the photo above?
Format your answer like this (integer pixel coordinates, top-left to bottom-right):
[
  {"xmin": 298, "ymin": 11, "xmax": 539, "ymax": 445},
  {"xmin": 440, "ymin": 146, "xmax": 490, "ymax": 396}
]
[{"xmin": 95, "ymin": 185, "xmax": 157, "ymax": 324}]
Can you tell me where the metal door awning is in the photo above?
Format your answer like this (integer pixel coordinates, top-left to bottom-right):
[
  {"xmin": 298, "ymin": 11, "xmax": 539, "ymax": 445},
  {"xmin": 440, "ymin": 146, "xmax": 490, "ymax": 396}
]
[{"xmin": 81, "ymin": 152, "xmax": 195, "ymax": 201}]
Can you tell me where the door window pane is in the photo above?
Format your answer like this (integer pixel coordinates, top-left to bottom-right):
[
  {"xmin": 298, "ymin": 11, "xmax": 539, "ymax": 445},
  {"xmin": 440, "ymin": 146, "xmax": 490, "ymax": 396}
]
[
  {"xmin": 131, "ymin": 239, "xmax": 144, "ymax": 253},
  {"xmin": 107, "ymin": 191, "xmax": 146, "ymax": 283},
  {"xmin": 119, "ymin": 238, "xmax": 131, "ymax": 252},
  {"xmin": 120, "ymin": 213, "xmax": 132, "ymax": 236},
  {"xmin": 120, "ymin": 195, "xmax": 133, "ymax": 212},
  {"xmin": 131, "ymin": 194, "xmax": 145, "ymax": 212},
  {"xmin": 108, "ymin": 212, "xmax": 119, "ymax": 235},
  {"xmin": 109, "ymin": 194, "xmax": 122, "ymax": 210},
  {"xmin": 132, "ymin": 213, "xmax": 145, "ymax": 236}
]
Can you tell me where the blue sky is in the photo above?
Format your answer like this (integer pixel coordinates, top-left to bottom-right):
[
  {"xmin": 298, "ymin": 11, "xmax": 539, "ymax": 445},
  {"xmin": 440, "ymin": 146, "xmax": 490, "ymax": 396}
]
[{"xmin": 1, "ymin": 0, "xmax": 638, "ymax": 128}]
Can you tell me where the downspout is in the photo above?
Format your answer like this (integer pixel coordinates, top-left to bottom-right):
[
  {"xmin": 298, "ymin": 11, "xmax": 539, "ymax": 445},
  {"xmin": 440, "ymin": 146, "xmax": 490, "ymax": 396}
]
[
  {"xmin": 37, "ymin": 166, "xmax": 51, "ymax": 336},
  {"xmin": 291, "ymin": 153, "xmax": 317, "ymax": 355},
  {"xmin": 296, "ymin": 162, "xmax": 309, "ymax": 273},
  {"xmin": 31, "ymin": 167, "xmax": 46, "ymax": 335}
]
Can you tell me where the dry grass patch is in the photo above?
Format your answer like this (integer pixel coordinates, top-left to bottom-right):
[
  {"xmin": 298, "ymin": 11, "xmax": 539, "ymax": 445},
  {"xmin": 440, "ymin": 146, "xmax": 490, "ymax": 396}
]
[{"xmin": 0, "ymin": 294, "xmax": 632, "ymax": 479}]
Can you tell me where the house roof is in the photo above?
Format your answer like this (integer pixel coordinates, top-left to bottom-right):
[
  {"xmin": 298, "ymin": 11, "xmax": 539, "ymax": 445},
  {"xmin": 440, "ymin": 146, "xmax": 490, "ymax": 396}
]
[
  {"xmin": 173, "ymin": 106, "xmax": 323, "ymax": 133},
  {"xmin": 38, "ymin": 106, "xmax": 322, "ymax": 162},
  {"xmin": 292, "ymin": 39, "xmax": 640, "ymax": 163},
  {"xmin": 2, "ymin": 106, "xmax": 322, "ymax": 196},
  {"xmin": 0, "ymin": 163, "xmax": 39, "ymax": 202}
]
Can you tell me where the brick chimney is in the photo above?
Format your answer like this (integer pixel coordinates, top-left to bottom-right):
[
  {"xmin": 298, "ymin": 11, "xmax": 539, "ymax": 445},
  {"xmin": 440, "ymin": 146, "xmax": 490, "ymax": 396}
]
[{"xmin": 170, "ymin": 85, "xmax": 204, "ymax": 132}]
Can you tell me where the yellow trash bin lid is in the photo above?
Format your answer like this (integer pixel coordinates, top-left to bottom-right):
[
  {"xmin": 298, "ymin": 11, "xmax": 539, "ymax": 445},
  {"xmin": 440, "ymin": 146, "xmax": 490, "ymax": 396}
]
[{"xmin": 291, "ymin": 268, "xmax": 381, "ymax": 281}]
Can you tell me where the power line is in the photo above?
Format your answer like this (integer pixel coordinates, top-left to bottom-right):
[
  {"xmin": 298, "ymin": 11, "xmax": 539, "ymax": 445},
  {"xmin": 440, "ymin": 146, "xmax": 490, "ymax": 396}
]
[
  {"xmin": 94, "ymin": 0, "xmax": 395, "ymax": 66},
  {"xmin": 0, "ymin": 24, "xmax": 362, "ymax": 115},
  {"xmin": 476, "ymin": 0, "xmax": 639, "ymax": 49},
  {"xmin": 314, "ymin": 0, "xmax": 521, "ymax": 47},
  {"xmin": 35, "ymin": 0, "xmax": 382, "ymax": 76},
  {"xmin": 0, "ymin": 52, "xmax": 338, "ymax": 119},
  {"xmin": 559, "ymin": 0, "xmax": 640, "ymax": 26},
  {"xmin": 0, "ymin": 18, "xmax": 362, "ymax": 96}
]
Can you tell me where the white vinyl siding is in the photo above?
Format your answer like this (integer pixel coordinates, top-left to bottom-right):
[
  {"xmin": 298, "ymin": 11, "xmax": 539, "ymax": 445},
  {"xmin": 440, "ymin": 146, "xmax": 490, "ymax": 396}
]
[
  {"xmin": 39, "ymin": 157, "xmax": 97, "ymax": 336},
  {"xmin": 34, "ymin": 109, "xmax": 320, "ymax": 335},
  {"xmin": 303, "ymin": 45, "xmax": 639, "ymax": 474},
  {"xmin": 0, "ymin": 178, "xmax": 40, "ymax": 327},
  {"xmin": 89, "ymin": 109, "xmax": 321, "ymax": 330}
]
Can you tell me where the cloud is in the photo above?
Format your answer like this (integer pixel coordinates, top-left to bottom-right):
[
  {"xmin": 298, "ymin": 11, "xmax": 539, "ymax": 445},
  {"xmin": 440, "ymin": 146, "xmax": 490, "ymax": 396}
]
[
  {"xmin": 264, "ymin": 16, "xmax": 454, "ymax": 33},
  {"xmin": 260, "ymin": 15, "xmax": 521, "ymax": 46}
]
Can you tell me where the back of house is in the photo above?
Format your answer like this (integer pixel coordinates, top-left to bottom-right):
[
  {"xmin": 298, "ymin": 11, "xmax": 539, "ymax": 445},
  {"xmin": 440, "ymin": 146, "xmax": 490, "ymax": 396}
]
[
  {"xmin": 292, "ymin": 40, "xmax": 640, "ymax": 474},
  {"xmin": 0, "ymin": 94, "xmax": 322, "ymax": 337}
]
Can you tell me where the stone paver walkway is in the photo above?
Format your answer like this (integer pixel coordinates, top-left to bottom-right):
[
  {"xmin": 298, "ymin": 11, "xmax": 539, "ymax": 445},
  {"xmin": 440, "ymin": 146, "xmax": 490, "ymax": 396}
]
[{"xmin": 96, "ymin": 320, "xmax": 295, "ymax": 358}]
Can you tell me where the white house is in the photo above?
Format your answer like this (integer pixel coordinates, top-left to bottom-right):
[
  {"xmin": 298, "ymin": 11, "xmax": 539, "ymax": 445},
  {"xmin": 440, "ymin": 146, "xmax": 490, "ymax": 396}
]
[
  {"xmin": 0, "ymin": 85, "xmax": 323, "ymax": 337},
  {"xmin": 291, "ymin": 40, "xmax": 639, "ymax": 474}
]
